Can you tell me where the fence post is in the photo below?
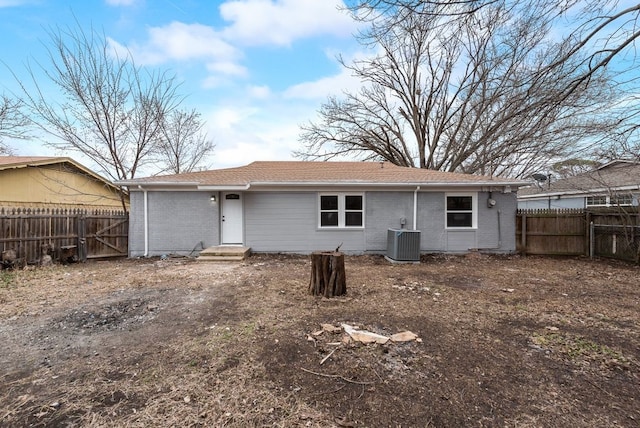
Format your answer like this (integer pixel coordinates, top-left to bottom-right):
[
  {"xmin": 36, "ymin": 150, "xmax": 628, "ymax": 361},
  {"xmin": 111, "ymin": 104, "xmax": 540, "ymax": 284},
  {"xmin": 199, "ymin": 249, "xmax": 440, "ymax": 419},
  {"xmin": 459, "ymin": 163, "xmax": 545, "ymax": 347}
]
[
  {"xmin": 589, "ymin": 221, "xmax": 594, "ymax": 259},
  {"xmin": 585, "ymin": 211, "xmax": 591, "ymax": 257},
  {"xmin": 77, "ymin": 214, "xmax": 87, "ymax": 262},
  {"xmin": 521, "ymin": 213, "xmax": 527, "ymax": 255}
]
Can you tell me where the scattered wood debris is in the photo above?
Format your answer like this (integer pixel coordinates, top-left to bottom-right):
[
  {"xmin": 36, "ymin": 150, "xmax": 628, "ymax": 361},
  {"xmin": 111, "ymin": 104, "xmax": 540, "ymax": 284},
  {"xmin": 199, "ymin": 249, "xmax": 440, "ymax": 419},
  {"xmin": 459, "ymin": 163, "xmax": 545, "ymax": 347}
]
[
  {"xmin": 308, "ymin": 323, "xmax": 422, "ymax": 349},
  {"xmin": 342, "ymin": 323, "xmax": 390, "ymax": 344}
]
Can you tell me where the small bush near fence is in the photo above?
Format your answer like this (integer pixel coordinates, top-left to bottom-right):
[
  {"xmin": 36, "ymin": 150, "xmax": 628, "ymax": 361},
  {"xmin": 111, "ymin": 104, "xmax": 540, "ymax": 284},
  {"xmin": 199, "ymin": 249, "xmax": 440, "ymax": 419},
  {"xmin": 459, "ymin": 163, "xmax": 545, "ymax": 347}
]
[
  {"xmin": 1, "ymin": 207, "xmax": 128, "ymax": 267},
  {"xmin": 517, "ymin": 207, "xmax": 640, "ymax": 263}
]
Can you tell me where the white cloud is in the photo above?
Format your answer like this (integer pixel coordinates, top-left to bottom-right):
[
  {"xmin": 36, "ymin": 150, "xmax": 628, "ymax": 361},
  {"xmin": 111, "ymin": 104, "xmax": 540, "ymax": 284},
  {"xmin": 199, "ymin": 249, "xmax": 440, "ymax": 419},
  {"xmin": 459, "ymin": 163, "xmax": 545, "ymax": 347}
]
[
  {"xmin": 202, "ymin": 103, "xmax": 314, "ymax": 168},
  {"xmin": 205, "ymin": 60, "xmax": 248, "ymax": 77},
  {"xmin": 208, "ymin": 107, "xmax": 255, "ymax": 130},
  {"xmin": 219, "ymin": 0, "xmax": 357, "ymax": 46},
  {"xmin": 283, "ymin": 67, "xmax": 360, "ymax": 100},
  {"xmin": 119, "ymin": 22, "xmax": 242, "ymax": 68}
]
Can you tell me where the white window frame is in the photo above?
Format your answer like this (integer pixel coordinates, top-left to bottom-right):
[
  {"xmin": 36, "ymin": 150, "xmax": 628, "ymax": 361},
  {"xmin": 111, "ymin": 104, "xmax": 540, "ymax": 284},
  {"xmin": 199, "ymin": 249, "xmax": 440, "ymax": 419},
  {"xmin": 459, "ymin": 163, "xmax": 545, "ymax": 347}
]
[
  {"xmin": 318, "ymin": 193, "xmax": 365, "ymax": 229},
  {"xmin": 586, "ymin": 195, "xmax": 608, "ymax": 207},
  {"xmin": 445, "ymin": 192, "xmax": 477, "ymax": 229},
  {"xmin": 587, "ymin": 194, "xmax": 634, "ymax": 207},
  {"xmin": 610, "ymin": 194, "xmax": 634, "ymax": 206}
]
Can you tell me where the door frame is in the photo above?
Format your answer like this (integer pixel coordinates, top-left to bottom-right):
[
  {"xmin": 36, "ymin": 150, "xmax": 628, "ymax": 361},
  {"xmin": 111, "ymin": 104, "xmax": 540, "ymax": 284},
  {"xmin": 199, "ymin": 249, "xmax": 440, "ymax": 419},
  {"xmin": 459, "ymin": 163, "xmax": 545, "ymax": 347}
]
[{"xmin": 220, "ymin": 192, "xmax": 244, "ymax": 244}]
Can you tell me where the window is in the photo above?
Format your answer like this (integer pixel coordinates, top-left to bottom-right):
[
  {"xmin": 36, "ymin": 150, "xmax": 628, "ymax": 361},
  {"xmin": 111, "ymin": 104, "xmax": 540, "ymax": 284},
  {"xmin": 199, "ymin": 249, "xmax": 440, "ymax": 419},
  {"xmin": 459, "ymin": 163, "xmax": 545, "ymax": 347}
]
[
  {"xmin": 611, "ymin": 194, "xmax": 633, "ymax": 206},
  {"xmin": 319, "ymin": 194, "xmax": 364, "ymax": 228},
  {"xmin": 586, "ymin": 195, "xmax": 607, "ymax": 207},
  {"xmin": 587, "ymin": 194, "xmax": 634, "ymax": 207},
  {"xmin": 446, "ymin": 193, "xmax": 476, "ymax": 228}
]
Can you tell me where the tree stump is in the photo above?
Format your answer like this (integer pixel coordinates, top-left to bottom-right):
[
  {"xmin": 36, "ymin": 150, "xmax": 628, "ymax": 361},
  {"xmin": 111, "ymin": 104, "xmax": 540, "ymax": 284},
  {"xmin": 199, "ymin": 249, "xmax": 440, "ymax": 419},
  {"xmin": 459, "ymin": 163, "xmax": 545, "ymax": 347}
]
[{"xmin": 309, "ymin": 251, "xmax": 347, "ymax": 297}]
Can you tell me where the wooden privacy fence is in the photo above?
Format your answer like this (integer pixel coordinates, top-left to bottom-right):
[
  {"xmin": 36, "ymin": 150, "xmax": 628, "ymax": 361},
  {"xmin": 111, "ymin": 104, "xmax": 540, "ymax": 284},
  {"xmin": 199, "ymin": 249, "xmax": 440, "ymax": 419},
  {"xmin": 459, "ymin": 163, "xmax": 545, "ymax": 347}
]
[
  {"xmin": 1, "ymin": 207, "xmax": 128, "ymax": 264},
  {"xmin": 517, "ymin": 208, "xmax": 640, "ymax": 263}
]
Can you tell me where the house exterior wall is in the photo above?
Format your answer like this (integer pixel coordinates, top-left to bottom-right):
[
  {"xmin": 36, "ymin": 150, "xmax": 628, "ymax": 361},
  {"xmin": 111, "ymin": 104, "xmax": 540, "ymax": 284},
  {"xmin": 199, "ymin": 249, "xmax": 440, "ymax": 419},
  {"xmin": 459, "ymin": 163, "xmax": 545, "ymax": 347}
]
[
  {"xmin": 244, "ymin": 192, "xmax": 366, "ymax": 253},
  {"xmin": 128, "ymin": 189, "xmax": 518, "ymax": 257},
  {"xmin": 129, "ymin": 191, "xmax": 217, "ymax": 257},
  {"xmin": 0, "ymin": 164, "xmax": 125, "ymax": 210},
  {"xmin": 364, "ymin": 191, "xmax": 415, "ymax": 251},
  {"xmin": 129, "ymin": 191, "xmax": 145, "ymax": 256},
  {"xmin": 477, "ymin": 191, "xmax": 517, "ymax": 251}
]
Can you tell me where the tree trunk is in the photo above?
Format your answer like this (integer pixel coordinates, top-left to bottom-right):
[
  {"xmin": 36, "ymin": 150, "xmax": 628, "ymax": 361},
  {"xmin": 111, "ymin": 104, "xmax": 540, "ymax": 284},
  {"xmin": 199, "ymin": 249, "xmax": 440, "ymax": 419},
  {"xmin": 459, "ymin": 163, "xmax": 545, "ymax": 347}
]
[{"xmin": 309, "ymin": 251, "xmax": 347, "ymax": 297}]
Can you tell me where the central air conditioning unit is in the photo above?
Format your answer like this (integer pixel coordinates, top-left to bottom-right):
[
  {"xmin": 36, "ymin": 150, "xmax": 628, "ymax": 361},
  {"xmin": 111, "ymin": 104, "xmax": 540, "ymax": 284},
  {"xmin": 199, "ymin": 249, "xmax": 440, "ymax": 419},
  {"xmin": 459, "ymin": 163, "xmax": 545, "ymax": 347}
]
[{"xmin": 386, "ymin": 229, "xmax": 421, "ymax": 262}]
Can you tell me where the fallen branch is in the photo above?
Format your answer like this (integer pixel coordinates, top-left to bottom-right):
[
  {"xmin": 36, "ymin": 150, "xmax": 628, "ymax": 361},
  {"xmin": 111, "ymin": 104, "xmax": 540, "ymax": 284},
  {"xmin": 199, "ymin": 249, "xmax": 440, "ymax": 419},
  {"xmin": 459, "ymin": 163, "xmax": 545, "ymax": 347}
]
[
  {"xmin": 300, "ymin": 367, "xmax": 375, "ymax": 385},
  {"xmin": 320, "ymin": 346, "xmax": 340, "ymax": 365}
]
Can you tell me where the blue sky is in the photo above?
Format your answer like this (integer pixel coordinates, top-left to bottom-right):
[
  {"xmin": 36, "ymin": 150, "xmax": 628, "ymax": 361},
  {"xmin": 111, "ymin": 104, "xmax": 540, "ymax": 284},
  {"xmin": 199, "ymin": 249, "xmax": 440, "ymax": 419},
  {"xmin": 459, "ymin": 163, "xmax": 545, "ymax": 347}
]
[{"xmin": 0, "ymin": 0, "xmax": 363, "ymax": 170}]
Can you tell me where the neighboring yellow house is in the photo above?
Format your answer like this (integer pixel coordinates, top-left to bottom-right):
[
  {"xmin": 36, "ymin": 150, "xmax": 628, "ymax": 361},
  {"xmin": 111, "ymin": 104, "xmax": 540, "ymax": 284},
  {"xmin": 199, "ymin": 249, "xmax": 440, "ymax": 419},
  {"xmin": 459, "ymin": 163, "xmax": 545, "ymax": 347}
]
[{"xmin": 0, "ymin": 156, "xmax": 128, "ymax": 211}]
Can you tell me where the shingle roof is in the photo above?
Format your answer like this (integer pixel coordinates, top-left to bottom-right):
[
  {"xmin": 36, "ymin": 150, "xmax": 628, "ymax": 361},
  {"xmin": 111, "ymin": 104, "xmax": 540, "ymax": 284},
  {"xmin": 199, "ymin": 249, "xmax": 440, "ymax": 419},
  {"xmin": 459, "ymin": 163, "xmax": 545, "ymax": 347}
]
[
  {"xmin": 0, "ymin": 156, "xmax": 57, "ymax": 168},
  {"xmin": 118, "ymin": 161, "xmax": 524, "ymax": 188},
  {"xmin": 519, "ymin": 160, "xmax": 640, "ymax": 197}
]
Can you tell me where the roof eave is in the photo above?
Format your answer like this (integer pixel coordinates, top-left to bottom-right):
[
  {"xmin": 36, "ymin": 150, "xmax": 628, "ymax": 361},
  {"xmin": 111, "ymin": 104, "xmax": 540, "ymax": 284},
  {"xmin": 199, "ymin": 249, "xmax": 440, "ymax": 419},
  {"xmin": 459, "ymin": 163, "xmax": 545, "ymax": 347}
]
[
  {"xmin": 117, "ymin": 181, "xmax": 202, "ymax": 188},
  {"xmin": 247, "ymin": 180, "xmax": 525, "ymax": 188},
  {"xmin": 120, "ymin": 180, "xmax": 524, "ymax": 189},
  {"xmin": 518, "ymin": 184, "xmax": 640, "ymax": 199}
]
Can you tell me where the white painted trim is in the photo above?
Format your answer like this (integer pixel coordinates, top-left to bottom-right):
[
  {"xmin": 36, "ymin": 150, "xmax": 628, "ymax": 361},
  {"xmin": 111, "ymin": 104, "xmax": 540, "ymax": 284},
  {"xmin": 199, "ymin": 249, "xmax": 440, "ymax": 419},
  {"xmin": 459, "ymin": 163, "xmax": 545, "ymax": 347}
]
[
  {"xmin": 444, "ymin": 192, "xmax": 478, "ymax": 229},
  {"xmin": 318, "ymin": 193, "xmax": 365, "ymax": 229},
  {"xmin": 413, "ymin": 186, "xmax": 420, "ymax": 230}
]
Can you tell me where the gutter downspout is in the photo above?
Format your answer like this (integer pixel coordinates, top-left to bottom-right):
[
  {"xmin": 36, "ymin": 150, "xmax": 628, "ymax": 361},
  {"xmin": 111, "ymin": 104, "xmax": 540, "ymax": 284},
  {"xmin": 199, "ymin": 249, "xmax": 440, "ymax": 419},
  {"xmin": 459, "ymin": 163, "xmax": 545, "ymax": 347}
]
[
  {"xmin": 138, "ymin": 185, "xmax": 149, "ymax": 257},
  {"xmin": 413, "ymin": 186, "xmax": 420, "ymax": 230}
]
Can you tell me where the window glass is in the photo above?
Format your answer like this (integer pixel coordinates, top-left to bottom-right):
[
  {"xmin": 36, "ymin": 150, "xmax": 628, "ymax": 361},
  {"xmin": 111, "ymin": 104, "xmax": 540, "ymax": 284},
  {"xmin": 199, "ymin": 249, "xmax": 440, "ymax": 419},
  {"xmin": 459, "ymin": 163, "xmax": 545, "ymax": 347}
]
[
  {"xmin": 345, "ymin": 195, "xmax": 363, "ymax": 210},
  {"xmin": 345, "ymin": 211, "xmax": 363, "ymax": 227},
  {"xmin": 321, "ymin": 195, "xmax": 338, "ymax": 210},
  {"xmin": 446, "ymin": 194, "xmax": 474, "ymax": 228},
  {"xmin": 321, "ymin": 212, "xmax": 339, "ymax": 227},
  {"xmin": 447, "ymin": 213, "xmax": 472, "ymax": 228},
  {"xmin": 447, "ymin": 196, "xmax": 472, "ymax": 210}
]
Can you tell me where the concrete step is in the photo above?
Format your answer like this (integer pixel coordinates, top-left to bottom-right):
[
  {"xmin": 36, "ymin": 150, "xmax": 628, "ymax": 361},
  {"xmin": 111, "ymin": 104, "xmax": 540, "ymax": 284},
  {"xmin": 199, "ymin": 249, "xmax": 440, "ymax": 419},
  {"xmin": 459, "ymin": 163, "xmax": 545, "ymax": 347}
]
[{"xmin": 197, "ymin": 246, "xmax": 251, "ymax": 261}]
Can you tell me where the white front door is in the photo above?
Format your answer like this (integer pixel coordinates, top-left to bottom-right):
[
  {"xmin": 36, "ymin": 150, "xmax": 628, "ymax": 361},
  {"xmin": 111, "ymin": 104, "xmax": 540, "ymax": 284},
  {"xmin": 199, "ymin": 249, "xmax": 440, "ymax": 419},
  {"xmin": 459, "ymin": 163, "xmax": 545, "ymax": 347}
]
[{"xmin": 221, "ymin": 192, "xmax": 243, "ymax": 244}]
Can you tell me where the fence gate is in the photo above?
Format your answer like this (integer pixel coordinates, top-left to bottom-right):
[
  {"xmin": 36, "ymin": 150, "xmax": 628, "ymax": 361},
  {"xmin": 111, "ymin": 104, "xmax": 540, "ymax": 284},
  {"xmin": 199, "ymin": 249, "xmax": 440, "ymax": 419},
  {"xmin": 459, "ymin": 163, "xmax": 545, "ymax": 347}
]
[
  {"xmin": 83, "ymin": 213, "xmax": 129, "ymax": 259},
  {"xmin": 1, "ymin": 208, "xmax": 128, "ymax": 264}
]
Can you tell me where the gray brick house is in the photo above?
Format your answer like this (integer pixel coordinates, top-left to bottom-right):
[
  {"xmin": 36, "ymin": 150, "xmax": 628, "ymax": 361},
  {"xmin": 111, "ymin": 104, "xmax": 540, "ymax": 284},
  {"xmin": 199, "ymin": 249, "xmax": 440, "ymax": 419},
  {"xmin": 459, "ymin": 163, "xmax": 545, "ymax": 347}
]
[{"xmin": 116, "ymin": 161, "xmax": 524, "ymax": 257}]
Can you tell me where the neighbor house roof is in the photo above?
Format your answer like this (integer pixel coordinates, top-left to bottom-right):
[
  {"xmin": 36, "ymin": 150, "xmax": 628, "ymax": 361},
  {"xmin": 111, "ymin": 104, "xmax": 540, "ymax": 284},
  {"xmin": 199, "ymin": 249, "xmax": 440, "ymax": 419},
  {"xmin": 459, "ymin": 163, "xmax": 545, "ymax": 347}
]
[
  {"xmin": 116, "ymin": 161, "xmax": 525, "ymax": 190},
  {"xmin": 0, "ymin": 156, "xmax": 120, "ymax": 192},
  {"xmin": 0, "ymin": 156, "xmax": 56, "ymax": 168},
  {"xmin": 518, "ymin": 160, "xmax": 640, "ymax": 199}
]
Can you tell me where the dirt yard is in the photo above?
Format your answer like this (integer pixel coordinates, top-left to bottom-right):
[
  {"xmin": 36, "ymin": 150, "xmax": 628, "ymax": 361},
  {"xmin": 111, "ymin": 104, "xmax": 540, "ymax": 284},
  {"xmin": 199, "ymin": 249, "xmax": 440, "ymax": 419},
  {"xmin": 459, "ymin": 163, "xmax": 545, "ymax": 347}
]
[{"xmin": 0, "ymin": 253, "xmax": 638, "ymax": 427}]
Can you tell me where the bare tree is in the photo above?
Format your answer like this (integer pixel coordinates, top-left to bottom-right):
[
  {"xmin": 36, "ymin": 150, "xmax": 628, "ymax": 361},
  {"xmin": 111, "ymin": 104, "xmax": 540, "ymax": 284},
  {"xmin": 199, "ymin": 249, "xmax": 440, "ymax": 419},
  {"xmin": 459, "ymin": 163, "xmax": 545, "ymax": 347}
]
[
  {"xmin": 155, "ymin": 109, "xmax": 215, "ymax": 174},
  {"xmin": 0, "ymin": 94, "xmax": 30, "ymax": 154},
  {"xmin": 13, "ymin": 23, "xmax": 182, "ymax": 184},
  {"xmin": 342, "ymin": 0, "xmax": 640, "ymax": 166},
  {"xmin": 298, "ymin": 0, "xmax": 618, "ymax": 177}
]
